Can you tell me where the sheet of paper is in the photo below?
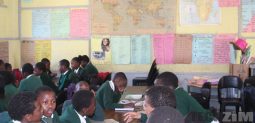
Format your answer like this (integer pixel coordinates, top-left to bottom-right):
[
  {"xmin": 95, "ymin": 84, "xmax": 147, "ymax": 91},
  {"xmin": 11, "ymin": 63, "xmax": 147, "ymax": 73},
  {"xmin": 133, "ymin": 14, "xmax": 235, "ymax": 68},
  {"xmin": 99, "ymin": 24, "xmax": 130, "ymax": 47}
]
[
  {"xmin": 174, "ymin": 34, "xmax": 192, "ymax": 64},
  {"xmin": 51, "ymin": 9, "xmax": 70, "ymax": 38},
  {"xmin": 111, "ymin": 36, "xmax": 131, "ymax": 64},
  {"xmin": 32, "ymin": 9, "xmax": 51, "ymax": 38},
  {"xmin": 214, "ymin": 34, "xmax": 235, "ymax": 64},
  {"xmin": 115, "ymin": 108, "xmax": 134, "ymax": 111},
  {"xmin": 241, "ymin": 0, "xmax": 255, "ymax": 33},
  {"xmin": 218, "ymin": 0, "xmax": 240, "ymax": 7},
  {"xmin": 21, "ymin": 41, "xmax": 35, "ymax": 65},
  {"xmin": 104, "ymin": 119, "xmax": 119, "ymax": 123},
  {"xmin": 125, "ymin": 94, "xmax": 142, "ymax": 100},
  {"xmin": 91, "ymin": 35, "xmax": 112, "ymax": 64},
  {"xmin": 153, "ymin": 34, "xmax": 174, "ymax": 64},
  {"xmin": 35, "ymin": 40, "xmax": 51, "ymax": 62},
  {"xmin": 192, "ymin": 34, "xmax": 213, "ymax": 64},
  {"xmin": 131, "ymin": 35, "xmax": 151, "ymax": 64},
  {"xmin": 0, "ymin": 41, "xmax": 9, "ymax": 63},
  {"xmin": 70, "ymin": 8, "xmax": 90, "ymax": 38}
]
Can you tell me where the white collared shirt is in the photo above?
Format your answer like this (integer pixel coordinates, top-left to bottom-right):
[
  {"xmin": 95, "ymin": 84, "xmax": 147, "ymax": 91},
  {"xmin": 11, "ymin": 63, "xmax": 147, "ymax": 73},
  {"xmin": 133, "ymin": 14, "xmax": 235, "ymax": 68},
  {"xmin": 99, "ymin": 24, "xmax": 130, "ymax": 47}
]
[
  {"xmin": 12, "ymin": 120, "xmax": 21, "ymax": 123},
  {"xmin": 74, "ymin": 68, "xmax": 80, "ymax": 74},
  {"xmin": 109, "ymin": 80, "xmax": 115, "ymax": 91},
  {"xmin": 42, "ymin": 114, "xmax": 54, "ymax": 119},
  {"xmin": 74, "ymin": 110, "xmax": 87, "ymax": 123},
  {"xmin": 62, "ymin": 70, "xmax": 69, "ymax": 75},
  {"xmin": 26, "ymin": 74, "xmax": 33, "ymax": 79}
]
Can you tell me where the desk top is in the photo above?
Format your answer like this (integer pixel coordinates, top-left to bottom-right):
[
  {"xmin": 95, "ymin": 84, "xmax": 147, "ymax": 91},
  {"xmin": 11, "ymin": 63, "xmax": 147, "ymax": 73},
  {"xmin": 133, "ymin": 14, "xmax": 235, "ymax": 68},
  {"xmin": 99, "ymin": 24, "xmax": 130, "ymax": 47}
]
[
  {"xmin": 188, "ymin": 82, "xmax": 218, "ymax": 88},
  {"xmin": 104, "ymin": 86, "xmax": 148, "ymax": 123}
]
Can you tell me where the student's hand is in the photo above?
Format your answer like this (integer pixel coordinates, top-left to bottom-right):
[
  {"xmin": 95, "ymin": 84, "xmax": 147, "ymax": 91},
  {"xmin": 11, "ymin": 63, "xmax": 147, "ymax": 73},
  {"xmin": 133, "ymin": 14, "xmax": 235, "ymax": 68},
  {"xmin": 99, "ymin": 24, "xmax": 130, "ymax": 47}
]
[
  {"xmin": 124, "ymin": 103, "xmax": 135, "ymax": 108},
  {"xmin": 123, "ymin": 112, "xmax": 141, "ymax": 123}
]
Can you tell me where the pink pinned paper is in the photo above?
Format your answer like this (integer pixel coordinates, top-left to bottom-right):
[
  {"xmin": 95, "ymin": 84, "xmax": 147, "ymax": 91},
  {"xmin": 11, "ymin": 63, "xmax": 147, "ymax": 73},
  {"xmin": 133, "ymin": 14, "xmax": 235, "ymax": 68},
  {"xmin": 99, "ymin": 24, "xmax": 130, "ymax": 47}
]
[
  {"xmin": 214, "ymin": 34, "xmax": 235, "ymax": 64},
  {"xmin": 70, "ymin": 9, "xmax": 90, "ymax": 38},
  {"xmin": 218, "ymin": 0, "xmax": 240, "ymax": 7},
  {"xmin": 153, "ymin": 34, "xmax": 174, "ymax": 64}
]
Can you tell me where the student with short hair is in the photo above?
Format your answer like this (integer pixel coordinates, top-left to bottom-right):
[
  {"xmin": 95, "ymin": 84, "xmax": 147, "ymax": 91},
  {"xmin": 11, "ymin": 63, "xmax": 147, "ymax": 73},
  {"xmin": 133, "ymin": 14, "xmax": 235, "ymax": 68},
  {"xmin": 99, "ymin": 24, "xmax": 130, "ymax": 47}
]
[
  {"xmin": 60, "ymin": 90, "xmax": 96, "ymax": 123},
  {"xmin": 124, "ymin": 86, "xmax": 180, "ymax": 123},
  {"xmin": 71, "ymin": 57, "xmax": 83, "ymax": 80},
  {"xmin": 34, "ymin": 62, "xmax": 58, "ymax": 94},
  {"xmin": 41, "ymin": 58, "xmax": 56, "ymax": 79},
  {"xmin": 58, "ymin": 59, "xmax": 79, "ymax": 92},
  {"xmin": 78, "ymin": 55, "xmax": 98, "ymax": 81},
  {"xmin": 35, "ymin": 86, "xmax": 60, "ymax": 123},
  {"xmin": 4, "ymin": 63, "xmax": 12, "ymax": 72},
  {"xmin": 18, "ymin": 63, "xmax": 43, "ymax": 92},
  {"xmin": 62, "ymin": 81, "xmax": 104, "ymax": 122},
  {"xmin": 8, "ymin": 92, "xmax": 43, "ymax": 123},
  {"xmin": 96, "ymin": 72, "xmax": 133, "ymax": 109}
]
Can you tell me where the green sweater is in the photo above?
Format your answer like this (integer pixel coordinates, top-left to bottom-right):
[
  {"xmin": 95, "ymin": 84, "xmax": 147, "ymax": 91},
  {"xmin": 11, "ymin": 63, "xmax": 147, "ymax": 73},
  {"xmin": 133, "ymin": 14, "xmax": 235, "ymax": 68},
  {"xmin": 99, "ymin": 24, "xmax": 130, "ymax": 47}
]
[
  {"xmin": 4, "ymin": 84, "xmax": 18, "ymax": 102},
  {"xmin": 140, "ymin": 88, "xmax": 212, "ymax": 123},
  {"xmin": 60, "ymin": 105, "xmax": 91, "ymax": 123},
  {"xmin": 58, "ymin": 70, "xmax": 79, "ymax": 92},
  {"xmin": 18, "ymin": 74, "xmax": 43, "ymax": 92},
  {"xmin": 96, "ymin": 81, "xmax": 123, "ymax": 109},
  {"xmin": 81, "ymin": 63, "xmax": 98, "ymax": 81},
  {"xmin": 41, "ymin": 112, "xmax": 60, "ymax": 123},
  {"xmin": 40, "ymin": 72, "xmax": 58, "ymax": 94}
]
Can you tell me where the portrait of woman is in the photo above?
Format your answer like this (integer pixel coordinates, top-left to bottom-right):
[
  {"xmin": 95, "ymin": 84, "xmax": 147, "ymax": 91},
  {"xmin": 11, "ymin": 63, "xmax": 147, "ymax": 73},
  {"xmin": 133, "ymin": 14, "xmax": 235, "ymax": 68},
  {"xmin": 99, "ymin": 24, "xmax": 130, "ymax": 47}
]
[{"xmin": 101, "ymin": 38, "xmax": 110, "ymax": 52}]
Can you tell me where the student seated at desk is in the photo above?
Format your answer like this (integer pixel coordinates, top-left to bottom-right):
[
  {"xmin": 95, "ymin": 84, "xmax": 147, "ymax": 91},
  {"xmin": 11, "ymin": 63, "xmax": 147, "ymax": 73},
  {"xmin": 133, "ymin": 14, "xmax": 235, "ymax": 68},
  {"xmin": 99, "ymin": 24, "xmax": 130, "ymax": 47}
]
[
  {"xmin": 124, "ymin": 72, "xmax": 213, "ymax": 123},
  {"xmin": 18, "ymin": 63, "xmax": 43, "ymax": 92},
  {"xmin": 62, "ymin": 81, "xmax": 104, "ymax": 122},
  {"xmin": 124, "ymin": 86, "xmax": 184, "ymax": 123},
  {"xmin": 96, "ymin": 72, "xmax": 133, "ymax": 110},
  {"xmin": 60, "ymin": 90, "xmax": 95, "ymax": 123},
  {"xmin": 78, "ymin": 55, "xmax": 98, "ymax": 81},
  {"xmin": 35, "ymin": 86, "xmax": 60, "ymax": 123},
  {"xmin": 34, "ymin": 62, "xmax": 58, "ymax": 94},
  {"xmin": 71, "ymin": 57, "xmax": 83, "ymax": 80},
  {"xmin": 8, "ymin": 92, "xmax": 43, "ymax": 123}
]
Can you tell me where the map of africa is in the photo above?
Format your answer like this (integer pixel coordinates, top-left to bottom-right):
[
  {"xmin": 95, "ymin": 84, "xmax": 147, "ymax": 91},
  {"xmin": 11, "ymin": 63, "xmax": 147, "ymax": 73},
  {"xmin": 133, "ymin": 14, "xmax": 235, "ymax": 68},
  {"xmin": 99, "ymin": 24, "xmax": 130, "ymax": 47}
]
[
  {"xmin": 92, "ymin": 0, "xmax": 176, "ymax": 35},
  {"xmin": 180, "ymin": 0, "xmax": 221, "ymax": 25}
]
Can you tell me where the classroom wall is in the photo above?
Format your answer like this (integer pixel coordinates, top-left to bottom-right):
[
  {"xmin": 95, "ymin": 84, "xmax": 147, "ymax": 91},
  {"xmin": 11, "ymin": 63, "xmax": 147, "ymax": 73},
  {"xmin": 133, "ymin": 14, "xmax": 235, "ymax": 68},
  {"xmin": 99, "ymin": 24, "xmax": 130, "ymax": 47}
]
[{"xmin": 0, "ymin": 0, "xmax": 254, "ymax": 75}]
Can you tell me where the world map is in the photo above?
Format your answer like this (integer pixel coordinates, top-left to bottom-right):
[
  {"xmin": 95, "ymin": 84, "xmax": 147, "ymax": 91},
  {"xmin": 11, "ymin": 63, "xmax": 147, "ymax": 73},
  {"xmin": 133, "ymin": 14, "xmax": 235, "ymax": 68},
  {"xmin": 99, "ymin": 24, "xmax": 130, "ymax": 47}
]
[
  {"xmin": 180, "ymin": 0, "xmax": 221, "ymax": 25},
  {"xmin": 92, "ymin": 0, "xmax": 176, "ymax": 34}
]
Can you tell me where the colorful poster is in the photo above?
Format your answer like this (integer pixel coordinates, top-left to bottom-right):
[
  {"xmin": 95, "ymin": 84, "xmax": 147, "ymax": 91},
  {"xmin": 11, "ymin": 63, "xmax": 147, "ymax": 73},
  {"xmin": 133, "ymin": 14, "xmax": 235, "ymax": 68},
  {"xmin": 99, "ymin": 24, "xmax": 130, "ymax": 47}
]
[
  {"xmin": 174, "ymin": 34, "xmax": 192, "ymax": 64},
  {"xmin": 241, "ymin": 0, "xmax": 255, "ymax": 33},
  {"xmin": 21, "ymin": 41, "xmax": 35, "ymax": 65},
  {"xmin": 32, "ymin": 9, "xmax": 51, "ymax": 38},
  {"xmin": 91, "ymin": 36, "xmax": 112, "ymax": 64},
  {"xmin": 218, "ymin": 0, "xmax": 240, "ymax": 7},
  {"xmin": 35, "ymin": 40, "xmax": 51, "ymax": 62},
  {"xmin": 214, "ymin": 34, "xmax": 235, "ymax": 64},
  {"xmin": 51, "ymin": 9, "xmax": 70, "ymax": 38},
  {"xmin": 111, "ymin": 36, "xmax": 131, "ymax": 64},
  {"xmin": 131, "ymin": 35, "xmax": 151, "ymax": 64},
  {"xmin": 70, "ymin": 8, "xmax": 90, "ymax": 38},
  {"xmin": 192, "ymin": 34, "xmax": 213, "ymax": 64},
  {"xmin": 180, "ymin": 0, "xmax": 221, "ymax": 25},
  {"xmin": 0, "ymin": 41, "xmax": 9, "ymax": 63},
  {"xmin": 152, "ymin": 34, "xmax": 174, "ymax": 64}
]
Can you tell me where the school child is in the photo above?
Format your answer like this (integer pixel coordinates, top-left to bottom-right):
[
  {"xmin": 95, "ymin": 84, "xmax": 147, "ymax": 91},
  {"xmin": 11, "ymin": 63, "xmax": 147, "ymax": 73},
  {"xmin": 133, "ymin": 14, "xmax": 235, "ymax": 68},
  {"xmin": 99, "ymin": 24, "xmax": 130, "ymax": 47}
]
[
  {"xmin": 71, "ymin": 57, "xmax": 83, "ymax": 80},
  {"xmin": 4, "ymin": 63, "xmax": 12, "ymax": 72},
  {"xmin": 78, "ymin": 55, "xmax": 98, "ymax": 81},
  {"xmin": 96, "ymin": 72, "xmax": 133, "ymax": 109},
  {"xmin": 34, "ymin": 62, "xmax": 58, "ymax": 94},
  {"xmin": 35, "ymin": 86, "xmax": 60, "ymax": 123},
  {"xmin": 8, "ymin": 92, "xmax": 43, "ymax": 123},
  {"xmin": 60, "ymin": 90, "xmax": 96, "ymax": 123},
  {"xmin": 62, "ymin": 81, "xmax": 104, "ymax": 121},
  {"xmin": 18, "ymin": 63, "xmax": 43, "ymax": 92},
  {"xmin": 41, "ymin": 58, "xmax": 57, "ymax": 79}
]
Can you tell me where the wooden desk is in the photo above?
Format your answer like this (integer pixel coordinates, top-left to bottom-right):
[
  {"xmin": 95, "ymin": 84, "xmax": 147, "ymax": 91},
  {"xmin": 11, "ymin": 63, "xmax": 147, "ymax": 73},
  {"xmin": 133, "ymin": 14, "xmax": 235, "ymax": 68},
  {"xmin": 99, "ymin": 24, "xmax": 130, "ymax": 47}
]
[{"xmin": 104, "ymin": 86, "xmax": 148, "ymax": 123}]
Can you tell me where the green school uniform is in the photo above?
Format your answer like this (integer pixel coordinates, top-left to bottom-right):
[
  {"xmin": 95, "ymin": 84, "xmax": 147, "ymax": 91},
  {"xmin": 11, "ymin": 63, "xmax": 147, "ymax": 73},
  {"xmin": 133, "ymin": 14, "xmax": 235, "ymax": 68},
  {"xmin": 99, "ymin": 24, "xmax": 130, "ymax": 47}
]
[
  {"xmin": 62, "ymin": 100, "xmax": 104, "ymax": 121},
  {"xmin": 139, "ymin": 88, "xmax": 213, "ymax": 123},
  {"xmin": 40, "ymin": 72, "xmax": 58, "ymax": 94},
  {"xmin": 73, "ymin": 67, "xmax": 83, "ymax": 80},
  {"xmin": 41, "ymin": 112, "xmax": 60, "ymax": 123},
  {"xmin": 96, "ymin": 81, "xmax": 123, "ymax": 109},
  {"xmin": 0, "ymin": 97, "xmax": 7, "ymax": 112},
  {"xmin": 0, "ymin": 111, "xmax": 11, "ymax": 123},
  {"xmin": 81, "ymin": 63, "xmax": 98, "ymax": 81},
  {"xmin": 18, "ymin": 74, "xmax": 43, "ymax": 92},
  {"xmin": 58, "ymin": 70, "xmax": 79, "ymax": 92},
  {"xmin": 4, "ymin": 83, "xmax": 18, "ymax": 102},
  {"xmin": 60, "ymin": 105, "xmax": 91, "ymax": 123}
]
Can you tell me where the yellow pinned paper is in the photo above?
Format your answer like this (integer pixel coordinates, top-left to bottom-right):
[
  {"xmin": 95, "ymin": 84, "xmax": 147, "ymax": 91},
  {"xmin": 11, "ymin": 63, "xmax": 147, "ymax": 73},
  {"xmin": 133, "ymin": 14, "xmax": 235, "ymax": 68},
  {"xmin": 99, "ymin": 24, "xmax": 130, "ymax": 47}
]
[{"xmin": 35, "ymin": 40, "xmax": 51, "ymax": 62}]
